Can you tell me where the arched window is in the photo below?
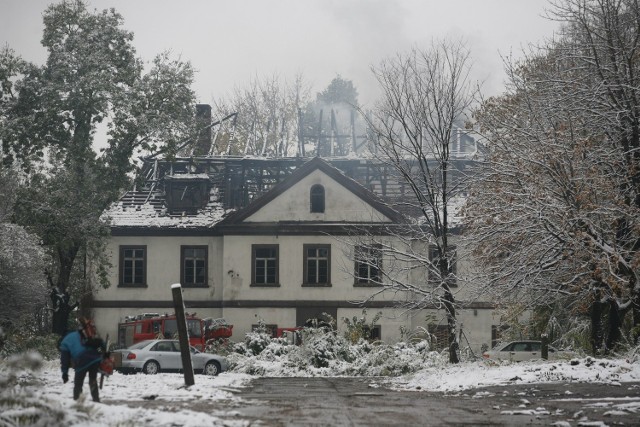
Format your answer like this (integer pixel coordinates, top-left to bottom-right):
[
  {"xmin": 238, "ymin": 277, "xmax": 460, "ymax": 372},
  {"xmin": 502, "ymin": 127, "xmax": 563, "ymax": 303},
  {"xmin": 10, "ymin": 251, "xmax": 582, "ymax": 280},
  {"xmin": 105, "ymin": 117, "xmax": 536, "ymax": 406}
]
[{"xmin": 310, "ymin": 185, "xmax": 325, "ymax": 213}]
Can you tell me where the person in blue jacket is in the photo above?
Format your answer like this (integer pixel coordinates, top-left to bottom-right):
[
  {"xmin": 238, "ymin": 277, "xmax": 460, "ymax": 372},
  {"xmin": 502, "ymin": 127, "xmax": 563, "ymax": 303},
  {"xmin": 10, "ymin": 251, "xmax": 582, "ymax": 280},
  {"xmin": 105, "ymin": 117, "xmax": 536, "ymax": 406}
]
[{"xmin": 60, "ymin": 317, "xmax": 106, "ymax": 402}]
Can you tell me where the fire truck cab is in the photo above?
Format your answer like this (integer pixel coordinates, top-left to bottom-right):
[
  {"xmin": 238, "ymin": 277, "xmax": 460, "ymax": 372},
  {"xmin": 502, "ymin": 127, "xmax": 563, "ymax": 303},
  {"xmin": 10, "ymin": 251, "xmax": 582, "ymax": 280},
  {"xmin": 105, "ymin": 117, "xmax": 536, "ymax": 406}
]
[{"xmin": 117, "ymin": 313, "xmax": 205, "ymax": 350}]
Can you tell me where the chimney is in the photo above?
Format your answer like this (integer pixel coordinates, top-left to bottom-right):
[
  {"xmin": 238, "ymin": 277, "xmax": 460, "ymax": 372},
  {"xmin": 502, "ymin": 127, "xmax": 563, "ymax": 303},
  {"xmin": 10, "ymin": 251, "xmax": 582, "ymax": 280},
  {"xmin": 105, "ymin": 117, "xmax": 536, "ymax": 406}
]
[{"xmin": 194, "ymin": 104, "xmax": 212, "ymax": 156}]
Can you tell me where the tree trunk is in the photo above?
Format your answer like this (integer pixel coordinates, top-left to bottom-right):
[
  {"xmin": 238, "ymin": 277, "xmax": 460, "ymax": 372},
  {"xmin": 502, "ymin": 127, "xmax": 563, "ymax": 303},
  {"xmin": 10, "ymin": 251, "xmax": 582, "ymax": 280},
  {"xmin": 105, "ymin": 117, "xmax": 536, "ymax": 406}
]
[
  {"xmin": 590, "ymin": 295, "xmax": 604, "ymax": 356},
  {"xmin": 50, "ymin": 245, "xmax": 80, "ymax": 336},
  {"xmin": 605, "ymin": 300, "xmax": 623, "ymax": 353},
  {"xmin": 633, "ymin": 290, "xmax": 640, "ymax": 346},
  {"xmin": 443, "ymin": 286, "xmax": 459, "ymax": 363}
]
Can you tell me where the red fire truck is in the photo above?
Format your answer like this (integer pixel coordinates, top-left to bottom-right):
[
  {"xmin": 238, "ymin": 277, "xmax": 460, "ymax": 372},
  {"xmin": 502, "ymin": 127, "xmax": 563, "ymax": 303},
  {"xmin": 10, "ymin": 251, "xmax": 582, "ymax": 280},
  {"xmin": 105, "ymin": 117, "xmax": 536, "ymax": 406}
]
[
  {"xmin": 203, "ymin": 318, "xmax": 234, "ymax": 342},
  {"xmin": 117, "ymin": 313, "xmax": 206, "ymax": 350}
]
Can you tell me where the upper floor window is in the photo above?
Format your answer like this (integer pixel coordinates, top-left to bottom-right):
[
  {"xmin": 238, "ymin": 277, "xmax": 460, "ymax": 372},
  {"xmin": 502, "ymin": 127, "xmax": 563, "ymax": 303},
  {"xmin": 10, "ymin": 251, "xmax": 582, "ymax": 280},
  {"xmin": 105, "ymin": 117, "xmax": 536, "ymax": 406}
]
[
  {"xmin": 354, "ymin": 245, "xmax": 382, "ymax": 286},
  {"xmin": 119, "ymin": 245, "xmax": 147, "ymax": 287},
  {"xmin": 303, "ymin": 244, "xmax": 331, "ymax": 286},
  {"xmin": 181, "ymin": 246, "xmax": 208, "ymax": 287},
  {"xmin": 252, "ymin": 244, "xmax": 279, "ymax": 286},
  {"xmin": 310, "ymin": 185, "xmax": 325, "ymax": 213}
]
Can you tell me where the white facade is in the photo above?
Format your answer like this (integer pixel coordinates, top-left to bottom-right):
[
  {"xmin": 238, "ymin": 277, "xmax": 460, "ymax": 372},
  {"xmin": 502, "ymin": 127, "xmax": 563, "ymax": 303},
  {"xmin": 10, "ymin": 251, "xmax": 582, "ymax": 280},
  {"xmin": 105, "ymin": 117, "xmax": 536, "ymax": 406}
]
[{"xmin": 93, "ymin": 158, "xmax": 499, "ymax": 353}]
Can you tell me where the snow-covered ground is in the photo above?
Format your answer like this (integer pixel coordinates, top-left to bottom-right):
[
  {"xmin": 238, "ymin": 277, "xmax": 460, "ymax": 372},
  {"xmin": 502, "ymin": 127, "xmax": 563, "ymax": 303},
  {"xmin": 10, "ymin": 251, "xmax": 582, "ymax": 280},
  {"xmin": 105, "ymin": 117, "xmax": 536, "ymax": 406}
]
[
  {"xmin": 4, "ymin": 358, "xmax": 253, "ymax": 426},
  {"xmin": 393, "ymin": 357, "xmax": 640, "ymax": 392},
  {"xmin": 3, "ymin": 356, "xmax": 640, "ymax": 426}
]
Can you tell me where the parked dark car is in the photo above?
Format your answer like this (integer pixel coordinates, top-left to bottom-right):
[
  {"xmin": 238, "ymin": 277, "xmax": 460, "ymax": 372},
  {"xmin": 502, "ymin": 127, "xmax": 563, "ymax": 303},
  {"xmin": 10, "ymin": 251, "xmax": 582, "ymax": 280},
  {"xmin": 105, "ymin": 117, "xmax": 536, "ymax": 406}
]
[{"xmin": 113, "ymin": 339, "xmax": 228, "ymax": 375}]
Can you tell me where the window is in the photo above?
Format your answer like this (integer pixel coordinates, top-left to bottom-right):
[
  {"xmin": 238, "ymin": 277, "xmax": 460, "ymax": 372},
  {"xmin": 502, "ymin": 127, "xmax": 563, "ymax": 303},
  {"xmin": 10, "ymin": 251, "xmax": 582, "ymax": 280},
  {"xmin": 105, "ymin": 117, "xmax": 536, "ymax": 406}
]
[
  {"xmin": 428, "ymin": 325, "xmax": 450, "ymax": 352},
  {"xmin": 163, "ymin": 319, "xmax": 177, "ymax": 339},
  {"xmin": 187, "ymin": 319, "xmax": 203, "ymax": 338},
  {"xmin": 310, "ymin": 184, "xmax": 325, "ymax": 213},
  {"xmin": 152, "ymin": 341, "xmax": 177, "ymax": 352},
  {"xmin": 354, "ymin": 245, "xmax": 382, "ymax": 286},
  {"xmin": 119, "ymin": 246, "xmax": 147, "ymax": 287},
  {"xmin": 296, "ymin": 307, "xmax": 337, "ymax": 329},
  {"xmin": 303, "ymin": 244, "xmax": 331, "ymax": 286},
  {"xmin": 164, "ymin": 175, "xmax": 210, "ymax": 214},
  {"xmin": 428, "ymin": 245, "xmax": 457, "ymax": 287},
  {"xmin": 181, "ymin": 246, "xmax": 208, "ymax": 287},
  {"xmin": 362, "ymin": 325, "xmax": 382, "ymax": 342},
  {"xmin": 252, "ymin": 244, "xmax": 279, "ymax": 286}
]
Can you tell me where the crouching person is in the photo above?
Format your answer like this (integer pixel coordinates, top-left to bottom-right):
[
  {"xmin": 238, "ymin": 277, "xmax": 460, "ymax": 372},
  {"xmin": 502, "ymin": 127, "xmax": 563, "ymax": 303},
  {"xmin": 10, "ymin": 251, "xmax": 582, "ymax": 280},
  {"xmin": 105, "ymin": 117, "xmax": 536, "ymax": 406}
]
[{"xmin": 60, "ymin": 317, "xmax": 106, "ymax": 402}]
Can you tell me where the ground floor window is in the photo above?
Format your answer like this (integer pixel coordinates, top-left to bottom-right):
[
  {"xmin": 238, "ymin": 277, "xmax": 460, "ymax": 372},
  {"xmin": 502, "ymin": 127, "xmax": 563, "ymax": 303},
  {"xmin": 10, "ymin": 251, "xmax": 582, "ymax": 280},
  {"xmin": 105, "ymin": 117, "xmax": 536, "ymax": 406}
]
[
  {"xmin": 428, "ymin": 325, "xmax": 450, "ymax": 352},
  {"xmin": 252, "ymin": 324, "xmax": 278, "ymax": 338},
  {"xmin": 296, "ymin": 307, "xmax": 337, "ymax": 329}
]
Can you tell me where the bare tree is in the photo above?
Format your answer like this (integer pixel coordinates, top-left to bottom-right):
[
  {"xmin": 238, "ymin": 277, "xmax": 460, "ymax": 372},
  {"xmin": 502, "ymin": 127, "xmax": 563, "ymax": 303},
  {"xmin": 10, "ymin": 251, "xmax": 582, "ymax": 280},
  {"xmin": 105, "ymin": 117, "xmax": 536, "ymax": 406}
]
[
  {"xmin": 361, "ymin": 40, "xmax": 478, "ymax": 363},
  {"xmin": 467, "ymin": 0, "xmax": 640, "ymax": 353},
  {"xmin": 552, "ymin": 0, "xmax": 640, "ymax": 344},
  {"xmin": 211, "ymin": 73, "xmax": 311, "ymax": 157}
]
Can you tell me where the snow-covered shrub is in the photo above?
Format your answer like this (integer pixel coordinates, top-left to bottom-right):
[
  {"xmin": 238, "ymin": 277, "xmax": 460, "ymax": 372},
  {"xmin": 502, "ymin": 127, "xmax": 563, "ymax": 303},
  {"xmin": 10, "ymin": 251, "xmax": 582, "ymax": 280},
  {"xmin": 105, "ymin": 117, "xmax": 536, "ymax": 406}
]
[
  {"xmin": 225, "ymin": 323, "xmax": 446, "ymax": 377},
  {"xmin": 204, "ymin": 338, "xmax": 234, "ymax": 356},
  {"xmin": 235, "ymin": 319, "xmax": 274, "ymax": 356},
  {"xmin": 625, "ymin": 342, "xmax": 640, "ymax": 363},
  {"xmin": 343, "ymin": 339, "xmax": 441, "ymax": 376},
  {"xmin": 299, "ymin": 327, "xmax": 356, "ymax": 368},
  {"xmin": 0, "ymin": 331, "xmax": 60, "ymax": 360},
  {"xmin": 342, "ymin": 310, "xmax": 382, "ymax": 344},
  {"xmin": 0, "ymin": 352, "xmax": 69, "ymax": 426}
]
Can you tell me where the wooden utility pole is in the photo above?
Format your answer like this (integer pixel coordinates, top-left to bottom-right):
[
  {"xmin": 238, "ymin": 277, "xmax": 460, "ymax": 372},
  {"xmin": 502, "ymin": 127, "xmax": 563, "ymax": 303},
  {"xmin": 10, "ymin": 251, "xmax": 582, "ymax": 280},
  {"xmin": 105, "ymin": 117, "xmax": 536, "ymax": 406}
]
[
  {"xmin": 171, "ymin": 283, "xmax": 195, "ymax": 386},
  {"xmin": 541, "ymin": 333, "xmax": 549, "ymax": 360}
]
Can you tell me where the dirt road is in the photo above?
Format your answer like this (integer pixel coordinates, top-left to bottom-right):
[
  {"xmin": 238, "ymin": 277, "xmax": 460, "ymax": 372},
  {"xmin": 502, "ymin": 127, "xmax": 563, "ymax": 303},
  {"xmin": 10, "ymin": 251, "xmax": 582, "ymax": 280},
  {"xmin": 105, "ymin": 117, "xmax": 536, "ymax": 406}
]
[{"xmin": 110, "ymin": 377, "xmax": 640, "ymax": 426}]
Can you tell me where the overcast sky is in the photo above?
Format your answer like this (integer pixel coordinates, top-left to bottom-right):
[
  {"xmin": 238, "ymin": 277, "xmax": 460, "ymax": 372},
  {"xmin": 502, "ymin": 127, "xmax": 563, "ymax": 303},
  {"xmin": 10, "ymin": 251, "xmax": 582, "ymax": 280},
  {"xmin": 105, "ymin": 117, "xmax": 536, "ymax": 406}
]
[{"xmin": 1, "ymin": 0, "xmax": 559, "ymax": 106}]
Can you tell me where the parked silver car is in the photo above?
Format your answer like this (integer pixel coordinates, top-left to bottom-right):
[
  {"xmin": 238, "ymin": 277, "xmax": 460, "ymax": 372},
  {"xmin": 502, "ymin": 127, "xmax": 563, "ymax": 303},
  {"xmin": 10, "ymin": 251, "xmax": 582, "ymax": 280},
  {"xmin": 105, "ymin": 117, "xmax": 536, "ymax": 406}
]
[
  {"xmin": 114, "ymin": 339, "xmax": 228, "ymax": 375},
  {"xmin": 482, "ymin": 340, "xmax": 577, "ymax": 362}
]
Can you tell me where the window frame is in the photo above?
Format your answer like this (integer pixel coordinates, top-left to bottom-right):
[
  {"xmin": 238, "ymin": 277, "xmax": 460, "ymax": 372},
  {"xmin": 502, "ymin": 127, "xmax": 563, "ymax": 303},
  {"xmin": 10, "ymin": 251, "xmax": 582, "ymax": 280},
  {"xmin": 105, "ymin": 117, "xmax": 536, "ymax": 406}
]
[
  {"xmin": 251, "ymin": 244, "xmax": 280, "ymax": 287},
  {"xmin": 310, "ymin": 184, "xmax": 325, "ymax": 213},
  {"xmin": 180, "ymin": 245, "xmax": 208, "ymax": 288},
  {"xmin": 353, "ymin": 244, "xmax": 382, "ymax": 287},
  {"xmin": 302, "ymin": 244, "xmax": 331, "ymax": 287},
  {"xmin": 119, "ymin": 245, "xmax": 147, "ymax": 287}
]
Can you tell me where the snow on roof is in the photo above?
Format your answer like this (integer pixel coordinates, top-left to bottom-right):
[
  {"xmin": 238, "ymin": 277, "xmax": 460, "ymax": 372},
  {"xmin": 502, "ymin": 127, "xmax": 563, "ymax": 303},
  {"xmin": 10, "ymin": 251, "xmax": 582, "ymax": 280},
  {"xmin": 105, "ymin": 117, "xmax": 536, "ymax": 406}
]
[{"xmin": 101, "ymin": 188, "xmax": 231, "ymax": 229}]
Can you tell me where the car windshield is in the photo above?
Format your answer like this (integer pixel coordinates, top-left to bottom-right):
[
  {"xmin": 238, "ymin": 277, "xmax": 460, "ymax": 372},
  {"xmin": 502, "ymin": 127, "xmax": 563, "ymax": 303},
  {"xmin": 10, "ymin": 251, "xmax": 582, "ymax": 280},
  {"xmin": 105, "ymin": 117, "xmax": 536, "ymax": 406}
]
[{"xmin": 163, "ymin": 319, "xmax": 202, "ymax": 338}]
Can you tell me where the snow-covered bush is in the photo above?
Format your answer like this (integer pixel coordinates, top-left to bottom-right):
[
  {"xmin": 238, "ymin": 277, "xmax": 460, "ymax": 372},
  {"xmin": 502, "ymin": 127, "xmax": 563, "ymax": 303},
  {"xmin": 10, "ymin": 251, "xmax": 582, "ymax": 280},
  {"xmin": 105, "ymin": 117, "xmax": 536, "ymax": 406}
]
[
  {"xmin": 225, "ymin": 325, "xmax": 445, "ymax": 377},
  {"xmin": 233, "ymin": 319, "xmax": 275, "ymax": 356},
  {"xmin": 204, "ymin": 338, "xmax": 234, "ymax": 356},
  {"xmin": 0, "ymin": 222, "xmax": 48, "ymax": 335},
  {"xmin": 299, "ymin": 327, "xmax": 356, "ymax": 368},
  {"xmin": 0, "ymin": 352, "xmax": 68, "ymax": 426},
  {"xmin": 0, "ymin": 332, "xmax": 60, "ymax": 359},
  {"xmin": 342, "ymin": 310, "xmax": 382, "ymax": 344}
]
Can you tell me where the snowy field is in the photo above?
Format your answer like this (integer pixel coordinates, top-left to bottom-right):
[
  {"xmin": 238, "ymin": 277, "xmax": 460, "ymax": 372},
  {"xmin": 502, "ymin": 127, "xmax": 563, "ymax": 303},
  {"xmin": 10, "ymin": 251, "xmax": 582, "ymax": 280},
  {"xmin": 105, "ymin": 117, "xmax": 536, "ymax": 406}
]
[{"xmin": 2, "ymin": 355, "xmax": 640, "ymax": 426}]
